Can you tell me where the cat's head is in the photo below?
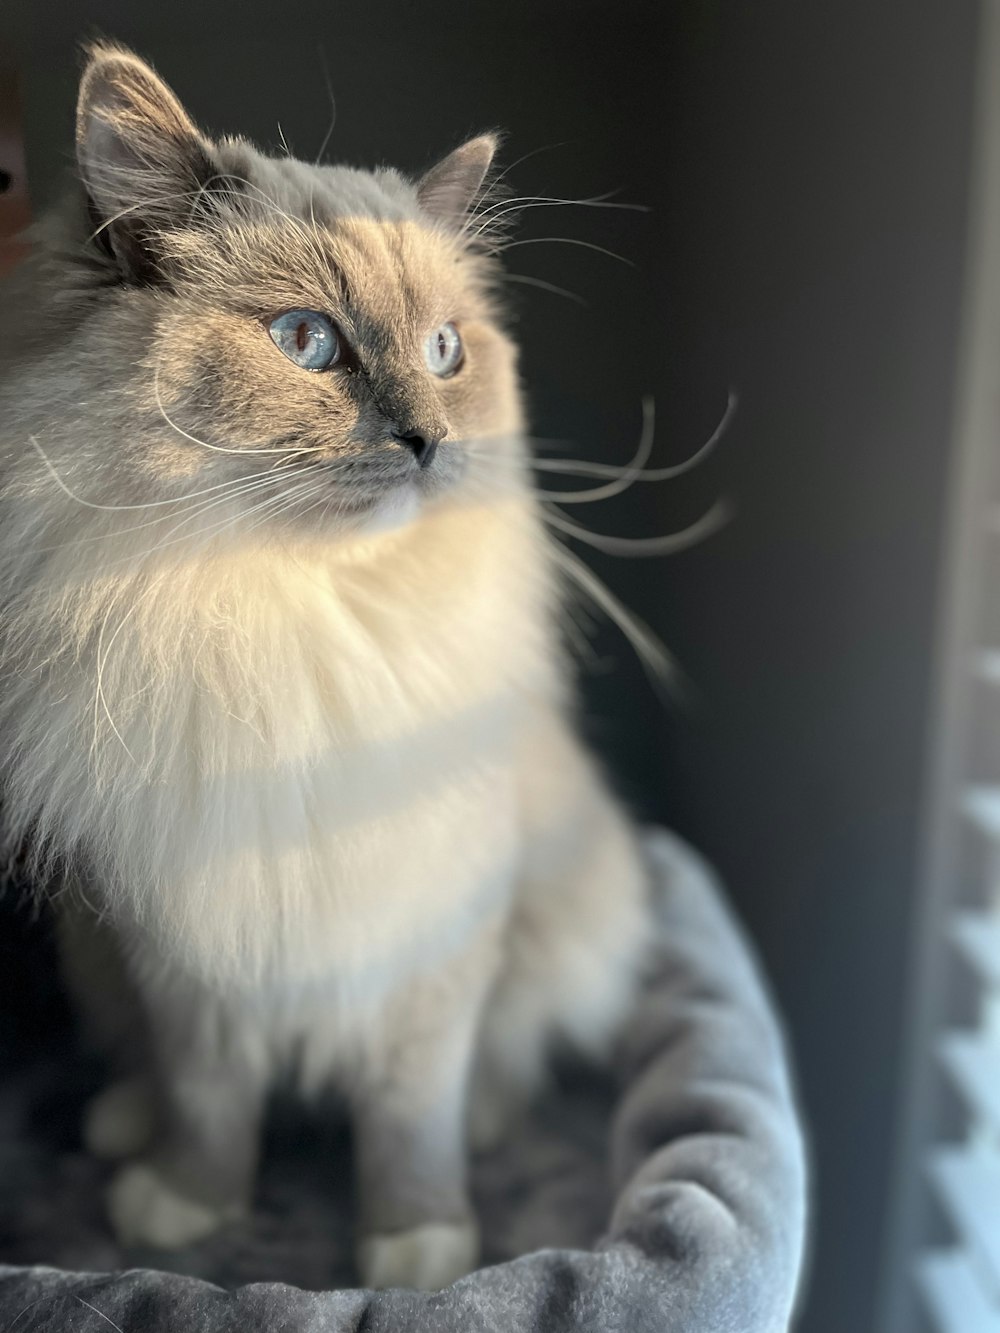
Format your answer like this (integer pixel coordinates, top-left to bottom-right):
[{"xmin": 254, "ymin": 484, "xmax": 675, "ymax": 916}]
[{"xmin": 28, "ymin": 44, "xmax": 524, "ymax": 546}]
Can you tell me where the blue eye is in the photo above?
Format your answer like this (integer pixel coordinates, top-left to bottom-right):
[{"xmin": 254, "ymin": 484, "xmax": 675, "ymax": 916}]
[
  {"xmin": 268, "ymin": 309, "xmax": 340, "ymax": 371},
  {"xmin": 423, "ymin": 322, "xmax": 464, "ymax": 377}
]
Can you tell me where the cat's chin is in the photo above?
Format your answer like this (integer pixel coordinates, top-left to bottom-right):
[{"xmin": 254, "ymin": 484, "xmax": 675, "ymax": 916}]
[{"xmin": 353, "ymin": 484, "xmax": 423, "ymax": 538}]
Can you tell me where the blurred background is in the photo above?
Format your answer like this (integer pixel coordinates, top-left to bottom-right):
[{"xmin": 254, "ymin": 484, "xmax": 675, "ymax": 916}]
[{"xmin": 2, "ymin": 2, "xmax": 998, "ymax": 1331}]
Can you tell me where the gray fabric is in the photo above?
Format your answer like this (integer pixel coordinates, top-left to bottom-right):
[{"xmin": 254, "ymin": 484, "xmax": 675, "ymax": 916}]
[{"xmin": 0, "ymin": 830, "xmax": 808, "ymax": 1330}]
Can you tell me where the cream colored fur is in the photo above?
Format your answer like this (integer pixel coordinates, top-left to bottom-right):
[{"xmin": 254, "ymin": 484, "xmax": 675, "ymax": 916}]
[{"xmin": 0, "ymin": 44, "xmax": 651, "ymax": 1289}]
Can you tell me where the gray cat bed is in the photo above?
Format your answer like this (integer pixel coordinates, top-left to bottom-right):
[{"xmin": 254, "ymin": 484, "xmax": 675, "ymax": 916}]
[{"xmin": 0, "ymin": 830, "xmax": 808, "ymax": 1331}]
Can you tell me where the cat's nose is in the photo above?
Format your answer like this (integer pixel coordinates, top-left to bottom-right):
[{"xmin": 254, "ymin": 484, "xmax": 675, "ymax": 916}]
[{"xmin": 392, "ymin": 428, "xmax": 441, "ymax": 470}]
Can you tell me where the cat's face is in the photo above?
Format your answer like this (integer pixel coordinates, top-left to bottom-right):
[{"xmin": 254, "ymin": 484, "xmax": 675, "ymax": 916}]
[
  {"xmin": 56, "ymin": 44, "xmax": 522, "ymax": 544},
  {"xmin": 144, "ymin": 194, "xmax": 520, "ymax": 536}
]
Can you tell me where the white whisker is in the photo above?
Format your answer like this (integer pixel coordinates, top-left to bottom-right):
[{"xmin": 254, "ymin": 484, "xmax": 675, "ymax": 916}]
[
  {"xmin": 503, "ymin": 273, "xmax": 587, "ymax": 305},
  {"xmin": 538, "ymin": 397, "xmax": 656, "ymax": 506},
  {"xmin": 29, "ymin": 465, "xmax": 332, "ymax": 557},
  {"xmin": 75, "ymin": 1295, "xmax": 125, "ymax": 1333},
  {"xmin": 94, "ymin": 574, "xmax": 167, "ymax": 765},
  {"xmin": 63, "ymin": 463, "xmax": 328, "ymax": 577},
  {"xmin": 5, "ymin": 1294, "xmax": 50, "ymax": 1331},
  {"xmin": 463, "ymin": 141, "xmax": 577, "ymax": 237},
  {"xmin": 120, "ymin": 462, "xmax": 329, "ymax": 564},
  {"xmin": 28, "ymin": 435, "xmax": 307, "ymax": 513},
  {"xmin": 313, "ymin": 46, "xmax": 338, "ymax": 166},
  {"xmin": 547, "ymin": 541, "xmax": 676, "ymax": 693},
  {"xmin": 153, "ymin": 367, "xmax": 326, "ymax": 456},
  {"xmin": 534, "ymin": 389, "xmax": 737, "ymax": 500},
  {"xmin": 87, "ymin": 186, "xmax": 206, "ymax": 244},
  {"xmin": 90, "ymin": 466, "xmax": 333, "ymax": 766},
  {"xmin": 470, "ymin": 190, "xmax": 648, "ymax": 234},
  {"xmin": 543, "ymin": 496, "xmax": 732, "ymax": 557},
  {"xmin": 498, "ymin": 236, "xmax": 635, "ymax": 266}
]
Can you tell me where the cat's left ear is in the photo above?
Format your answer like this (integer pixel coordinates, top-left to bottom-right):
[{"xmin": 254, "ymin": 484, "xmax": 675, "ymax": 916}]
[
  {"xmin": 76, "ymin": 43, "xmax": 220, "ymax": 282},
  {"xmin": 416, "ymin": 134, "xmax": 498, "ymax": 229}
]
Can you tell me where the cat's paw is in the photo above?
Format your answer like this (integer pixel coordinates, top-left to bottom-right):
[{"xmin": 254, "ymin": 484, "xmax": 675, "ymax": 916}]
[
  {"xmin": 357, "ymin": 1219, "xmax": 480, "ymax": 1290},
  {"xmin": 84, "ymin": 1078, "xmax": 155, "ymax": 1159},
  {"xmin": 107, "ymin": 1162, "xmax": 234, "ymax": 1248}
]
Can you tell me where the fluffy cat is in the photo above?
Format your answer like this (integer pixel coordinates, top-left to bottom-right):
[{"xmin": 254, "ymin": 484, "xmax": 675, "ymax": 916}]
[{"xmin": 0, "ymin": 44, "xmax": 650, "ymax": 1290}]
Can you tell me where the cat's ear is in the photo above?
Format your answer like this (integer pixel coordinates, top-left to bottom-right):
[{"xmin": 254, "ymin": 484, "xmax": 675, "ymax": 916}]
[
  {"xmin": 76, "ymin": 43, "xmax": 219, "ymax": 282},
  {"xmin": 416, "ymin": 135, "xmax": 498, "ymax": 229}
]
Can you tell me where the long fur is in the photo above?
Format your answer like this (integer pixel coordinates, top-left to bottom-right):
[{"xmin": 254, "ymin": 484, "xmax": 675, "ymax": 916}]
[{"xmin": 0, "ymin": 43, "xmax": 650, "ymax": 1283}]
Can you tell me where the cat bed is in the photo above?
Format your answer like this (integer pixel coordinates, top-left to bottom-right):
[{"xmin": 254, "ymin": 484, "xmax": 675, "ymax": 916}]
[{"xmin": 0, "ymin": 830, "xmax": 808, "ymax": 1331}]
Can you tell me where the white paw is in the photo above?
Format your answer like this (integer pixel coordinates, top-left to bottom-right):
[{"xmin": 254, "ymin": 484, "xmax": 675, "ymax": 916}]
[
  {"xmin": 84, "ymin": 1078, "xmax": 154, "ymax": 1159},
  {"xmin": 358, "ymin": 1219, "xmax": 480, "ymax": 1290},
  {"xmin": 107, "ymin": 1162, "xmax": 234, "ymax": 1248}
]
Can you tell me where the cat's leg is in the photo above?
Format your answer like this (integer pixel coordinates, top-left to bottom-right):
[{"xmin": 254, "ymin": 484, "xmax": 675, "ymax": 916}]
[
  {"xmin": 352, "ymin": 918, "xmax": 503, "ymax": 1291},
  {"xmin": 468, "ymin": 709, "xmax": 650, "ymax": 1151},
  {"xmin": 107, "ymin": 961, "xmax": 269, "ymax": 1249},
  {"xmin": 85, "ymin": 1076, "xmax": 157, "ymax": 1160},
  {"xmin": 54, "ymin": 899, "xmax": 157, "ymax": 1160}
]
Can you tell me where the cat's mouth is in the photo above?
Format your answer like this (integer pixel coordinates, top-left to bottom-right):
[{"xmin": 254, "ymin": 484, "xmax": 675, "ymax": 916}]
[
  {"xmin": 253, "ymin": 461, "xmax": 452, "ymax": 544},
  {"xmin": 249, "ymin": 437, "xmax": 464, "ymax": 538},
  {"xmin": 326, "ymin": 442, "xmax": 464, "ymax": 511}
]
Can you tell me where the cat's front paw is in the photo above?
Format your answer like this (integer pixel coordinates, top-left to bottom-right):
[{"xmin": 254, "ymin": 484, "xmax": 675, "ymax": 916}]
[
  {"xmin": 107, "ymin": 1162, "xmax": 236, "ymax": 1248},
  {"xmin": 357, "ymin": 1219, "xmax": 480, "ymax": 1290},
  {"xmin": 84, "ymin": 1078, "xmax": 155, "ymax": 1159}
]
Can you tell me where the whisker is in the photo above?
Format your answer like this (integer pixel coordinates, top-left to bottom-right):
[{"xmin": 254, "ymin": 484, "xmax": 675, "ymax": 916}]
[
  {"xmin": 28, "ymin": 468, "xmax": 325, "ymax": 556},
  {"xmin": 498, "ymin": 236, "xmax": 635, "ymax": 266},
  {"xmin": 87, "ymin": 185, "xmax": 207, "ymax": 244},
  {"xmin": 76, "ymin": 1295, "xmax": 125, "ymax": 1333},
  {"xmin": 189, "ymin": 175, "xmax": 334, "ymax": 276},
  {"xmin": 5, "ymin": 1293, "xmax": 50, "ymax": 1330},
  {"xmin": 471, "ymin": 190, "xmax": 648, "ymax": 230},
  {"xmin": 75, "ymin": 463, "xmax": 329, "ymax": 574},
  {"xmin": 472, "ymin": 196, "xmax": 648, "ymax": 241},
  {"xmin": 537, "ymin": 397, "xmax": 656, "ymax": 506},
  {"xmin": 28, "ymin": 435, "xmax": 308, "ymax": 512},
  {"xmin": 503, "ymin": 273, "xmax": 587, "ymax": 305},
  {"xmin": 547, "ymin": 541, "xmax": 676, "ymax": 694},
  {"xmin": 469, "ymin": 140, "xmax": 576, "ymax": 202},
  {"xmin": 239, "ymin": 474, "xmax": 329, "ymax": 539},
  {"xmin": 313, "ymin": 45, "xmax": 338, "ymax": 166},
  {"xmin": 89, "ymin": 465, "xmax": 331, "ymax": 767},
  {"xmin": 123, "ymin": 462, "xmax": 330, "ymax": 563},
  {"xmin": 543, "ymin": 495, "xmax": 732, "ymax": 557},
  {"xmin": 534, "ymin": 389, "xmax": 738, "ymax": 500},
  {"xmin": 463, "ymin": 143, "xmax": 578, "ymax": 239},
  {"xmin": 153, "ymin": 367, "xmax": 326, "ymax": 456},
  {"xmin": 94, "ymin": 573, "xmax": 167, "ymax": 765}
]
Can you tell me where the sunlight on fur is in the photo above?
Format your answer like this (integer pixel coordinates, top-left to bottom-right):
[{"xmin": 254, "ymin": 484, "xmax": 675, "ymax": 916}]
[{"xmin": 0, "ymin": 42, "xmax": 721, "ymax": 1290}]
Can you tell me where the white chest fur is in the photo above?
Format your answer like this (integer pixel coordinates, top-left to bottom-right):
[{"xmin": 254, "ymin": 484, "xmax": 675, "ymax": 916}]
[{"xmin": 3, "ymin": 496, "xmax": 555, "ymax": 997}]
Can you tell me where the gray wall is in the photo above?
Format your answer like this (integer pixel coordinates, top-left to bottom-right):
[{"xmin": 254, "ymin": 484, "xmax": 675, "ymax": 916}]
[{"xmin": 1, "ymin": 2, "xmax": 982, "ymax": 1329}]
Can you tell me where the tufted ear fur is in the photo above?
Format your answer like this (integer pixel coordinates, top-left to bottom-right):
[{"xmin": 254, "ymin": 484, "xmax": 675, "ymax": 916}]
[
  {"xmin": 416, "ymin": 135, "xmax": 497, "ymax": 230},
  {"xmin": 76, "ymin": 43, "xmax": 221, "ymax": 282}
]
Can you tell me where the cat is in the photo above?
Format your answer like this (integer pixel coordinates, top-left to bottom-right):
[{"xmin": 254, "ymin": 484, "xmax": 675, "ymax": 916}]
[{"xmin": 0, "ymin": 43, "xmax": 650, "ymax": 1291}]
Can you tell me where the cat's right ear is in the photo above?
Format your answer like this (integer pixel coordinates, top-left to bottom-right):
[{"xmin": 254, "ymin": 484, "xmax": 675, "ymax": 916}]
[
  {"xmin": 417, "ymin": 135, "xmax": 498, "ymax": 230},
  {"xmin": 76, "ymin": 43, "xmax": 219, "ymax": 283}
]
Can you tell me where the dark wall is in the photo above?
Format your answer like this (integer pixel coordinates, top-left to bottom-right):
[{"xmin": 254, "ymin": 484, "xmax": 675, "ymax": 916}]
[
  {"xmin": 1, "ymin": 3, "xmax": 981, "ymax": 1330},
  {"xmin": 634, "ymin": 9, "xmax": 978, "ymax": 1331}
]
